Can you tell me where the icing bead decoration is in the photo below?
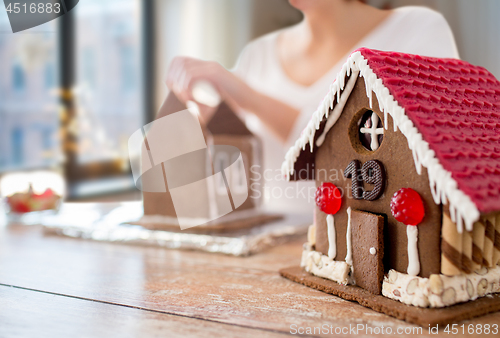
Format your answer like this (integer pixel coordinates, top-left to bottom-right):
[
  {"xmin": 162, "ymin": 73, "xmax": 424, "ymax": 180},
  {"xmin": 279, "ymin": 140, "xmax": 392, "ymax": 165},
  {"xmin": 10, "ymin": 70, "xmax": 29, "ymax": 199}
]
[
  {"xmin": 315, "ymin": 182, "xmax": 342, "ymax": 215},
  {"xmin": 390, "ymin": 188, "xmax": 425, "ymax": 276},
  {"xmin": 361, "ymin": 160, "xmax": 386, "ymax": 201},
  {"xmin": 344, "ymin": 160, "xmax": 363, "ymax": 200}
]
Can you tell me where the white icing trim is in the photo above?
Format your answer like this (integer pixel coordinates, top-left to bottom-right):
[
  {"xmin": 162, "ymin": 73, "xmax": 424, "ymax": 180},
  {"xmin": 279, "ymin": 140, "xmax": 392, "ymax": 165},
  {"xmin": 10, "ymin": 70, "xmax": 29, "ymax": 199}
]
[
  {"xmin": 301, "ymin": 244, "xmax": 350, "ymax": 285},
  {"xmin": 345, "ymin": 207, "xmax": 353, "ymax": 265},
  {"xmin": 406, "ymin": 225, "xmax": 420, "ymax": 276},
  {"xmin": 307, "ymin": 224, "xmax": 316, "ymax": 246},
  {"xmin": 383, "ymin": 267, "xmax": 500, "ymax": 308},
  {"xmin": 369, "ymin": 247, "xmax": 376, "ymax": 255},
  {"xmin": 281, "ymin": 51, "xmax": 480, "ymax": 232},
  {"xmin": 303, "ymin": 243, "xmax": 500, "ymax": 308},
  {"xmin": 327, "ymin": 214, "xmax": 336, "ymax": 259},
  {"xmin": 316, "ymin": 71, "xmax": 359, "ymax": 147}
]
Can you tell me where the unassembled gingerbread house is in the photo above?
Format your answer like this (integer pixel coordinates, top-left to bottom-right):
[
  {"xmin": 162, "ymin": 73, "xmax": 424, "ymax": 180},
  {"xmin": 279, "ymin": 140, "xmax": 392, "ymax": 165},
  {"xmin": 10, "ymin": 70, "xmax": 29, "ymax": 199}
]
[
  {"xmin": 140, "ymin": 93, "xmax": 281, "ymax": 231},
  {"xmin": 282, "ymin": 48, "xmax": 500, "ymax": 308}
]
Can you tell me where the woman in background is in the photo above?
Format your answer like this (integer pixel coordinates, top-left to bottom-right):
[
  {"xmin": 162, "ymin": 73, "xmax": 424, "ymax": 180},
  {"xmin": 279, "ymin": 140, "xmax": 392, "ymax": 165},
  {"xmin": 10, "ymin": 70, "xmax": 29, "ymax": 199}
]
[{"xmin": 166, "ymin": 0, "xmax": 459, "ymax": 212}]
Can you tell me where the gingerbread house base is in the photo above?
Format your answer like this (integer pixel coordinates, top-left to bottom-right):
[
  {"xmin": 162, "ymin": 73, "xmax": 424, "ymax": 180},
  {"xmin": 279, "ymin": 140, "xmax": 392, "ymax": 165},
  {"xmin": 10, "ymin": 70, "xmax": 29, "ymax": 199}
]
[
  {"xmin": 279, "ymin": 266, "xmax": 500, "ymax": 327},
  {"xmin": 134, "ymin": 209, "xmax": 283, "ymax": 233}
]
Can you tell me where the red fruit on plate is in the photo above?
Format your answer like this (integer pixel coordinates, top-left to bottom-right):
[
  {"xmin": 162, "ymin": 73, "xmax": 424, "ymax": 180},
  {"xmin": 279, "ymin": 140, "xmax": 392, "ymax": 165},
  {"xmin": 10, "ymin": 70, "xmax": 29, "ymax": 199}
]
[
  {"xmin": 33, "ymin": 188, "xmax": 53, "ymax": 199},
  {"xmin": 11, "ymin": 201, "xmax": 31, "ymax": 213},
  {"xmin": 390, "ymin": 188, "xmax": 425, "ymax": 226},
  {"xmin": 6, "ymin": 186, "xmax": 61, "ymax": 214},
  {"xmin": 315, "ymin": 182, "xmax": 342, "ymax": 215},
  {"xmin": 40, "ymin": 188, "xmax": 55, "ymax": 198}
]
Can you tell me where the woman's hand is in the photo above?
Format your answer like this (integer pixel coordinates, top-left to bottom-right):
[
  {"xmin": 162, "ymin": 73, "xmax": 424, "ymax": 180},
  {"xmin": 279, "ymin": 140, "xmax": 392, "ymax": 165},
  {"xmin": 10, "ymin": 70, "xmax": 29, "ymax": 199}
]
[
  {"xmin": 166, "ymin": 57, "xmax": 240, "ymax": 122},
  {"xmin": 166, "ymin": 57, "xmax": 232, "ymax": 104},
  {"xmin": 166, "ymin": 56, "xmax": 300, "ymax": 142}
]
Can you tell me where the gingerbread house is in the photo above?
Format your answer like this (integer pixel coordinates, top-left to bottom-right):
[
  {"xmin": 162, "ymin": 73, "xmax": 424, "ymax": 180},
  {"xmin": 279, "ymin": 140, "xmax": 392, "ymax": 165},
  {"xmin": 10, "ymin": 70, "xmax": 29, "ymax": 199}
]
[
  {"xmin": 281, "ymin": 48, "xmax": 500, "ymax": 312},
  {"xmin": 140, "ymin": 93, "xmax": 281, "ymax": 231}
]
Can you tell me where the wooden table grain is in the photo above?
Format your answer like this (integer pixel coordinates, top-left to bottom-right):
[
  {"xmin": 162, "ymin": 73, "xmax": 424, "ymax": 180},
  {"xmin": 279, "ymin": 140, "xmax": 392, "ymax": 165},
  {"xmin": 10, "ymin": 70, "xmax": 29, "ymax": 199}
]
[{"xmin": 1, "ymin": 223, "xmax": 499, "ymax": 337}]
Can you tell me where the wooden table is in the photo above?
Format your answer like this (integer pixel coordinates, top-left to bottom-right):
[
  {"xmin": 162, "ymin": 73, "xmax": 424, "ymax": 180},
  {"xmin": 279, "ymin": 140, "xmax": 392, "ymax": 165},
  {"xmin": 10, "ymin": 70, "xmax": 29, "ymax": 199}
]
[{"xmin": 1, "ymin": 223, "xmax": 499, "ymax": 337}]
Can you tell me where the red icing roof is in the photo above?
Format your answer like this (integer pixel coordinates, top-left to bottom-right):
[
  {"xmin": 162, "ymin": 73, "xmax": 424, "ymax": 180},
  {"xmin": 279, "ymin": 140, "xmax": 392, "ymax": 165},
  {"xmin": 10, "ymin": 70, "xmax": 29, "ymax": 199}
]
[{"xmin": 355, "ymin": 48, "xmax": 500, "ymax": 214}]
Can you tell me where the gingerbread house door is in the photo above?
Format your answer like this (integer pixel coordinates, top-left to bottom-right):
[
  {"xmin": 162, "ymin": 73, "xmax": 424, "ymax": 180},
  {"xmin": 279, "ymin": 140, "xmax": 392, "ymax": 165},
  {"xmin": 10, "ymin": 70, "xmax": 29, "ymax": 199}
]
[{"xmin": 351, "ymin": 209, "xmax": 385, "ymax": 294}]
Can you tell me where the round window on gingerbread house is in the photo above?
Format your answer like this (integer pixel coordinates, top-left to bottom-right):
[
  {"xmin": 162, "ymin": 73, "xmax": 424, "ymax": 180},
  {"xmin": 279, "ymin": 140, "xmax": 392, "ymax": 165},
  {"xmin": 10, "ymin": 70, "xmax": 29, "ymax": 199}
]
[{"xmin": 349, "ymin": 109, "xmax": 384, "ymax": 154}]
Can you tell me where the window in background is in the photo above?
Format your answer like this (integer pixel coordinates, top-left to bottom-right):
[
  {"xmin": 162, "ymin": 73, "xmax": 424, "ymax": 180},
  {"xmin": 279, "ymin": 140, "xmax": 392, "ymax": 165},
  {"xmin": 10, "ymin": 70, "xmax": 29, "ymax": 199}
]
[
  {"xmin": 81, "ymin": 48, "xmax": 95, "ymax": 88},
  {"xmin": 11, "ymin": 128, "xmax": 24, "ymax": 166},
  {"xmin": 58, "ymin": 0, "xmax": 149, "ymax": 198},
  {"xmin": 44, "ymin": 62, "xmax": 56, "ymax": 89},
  {"xmin": 74, "ymin": 0, "xmax": 143, "ymax": 166},
  {"xmin": 12, "ymin": 64, "xmax": 25, "ymax": 92},
  {"xmin": 121, "ymin": 45, "xmax": 136, "ymax": 92},
  {"xmin": 0, "ymin": 11, "xmax": 60, "ymax": 172}
]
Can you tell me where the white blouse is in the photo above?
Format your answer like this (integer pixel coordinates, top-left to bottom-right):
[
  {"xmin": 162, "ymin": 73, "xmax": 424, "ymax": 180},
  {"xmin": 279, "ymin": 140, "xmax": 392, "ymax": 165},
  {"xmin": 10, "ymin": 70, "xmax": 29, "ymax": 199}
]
[{"xmin": 233, "ymin": 6, "xmax": 459, "ymax": 212}]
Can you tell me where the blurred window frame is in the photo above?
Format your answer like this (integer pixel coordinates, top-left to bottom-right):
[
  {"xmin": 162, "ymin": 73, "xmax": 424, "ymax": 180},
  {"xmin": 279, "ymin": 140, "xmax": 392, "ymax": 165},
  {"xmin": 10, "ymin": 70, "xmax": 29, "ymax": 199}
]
[{"xmin": 59, "ymin": 0, "xmax": 156, "ymax": 200}]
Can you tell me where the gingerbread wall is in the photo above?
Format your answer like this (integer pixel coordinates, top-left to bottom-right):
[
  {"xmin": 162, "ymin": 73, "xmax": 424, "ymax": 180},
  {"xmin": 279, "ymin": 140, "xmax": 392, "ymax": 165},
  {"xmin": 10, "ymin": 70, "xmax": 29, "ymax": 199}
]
[
  {"xmin": 211, "ymin": 134, "xmax": 261, "ymax": 212},
  {"xmin": 314, "ymin": 78, "xmax": 442, "ymax": 278}
]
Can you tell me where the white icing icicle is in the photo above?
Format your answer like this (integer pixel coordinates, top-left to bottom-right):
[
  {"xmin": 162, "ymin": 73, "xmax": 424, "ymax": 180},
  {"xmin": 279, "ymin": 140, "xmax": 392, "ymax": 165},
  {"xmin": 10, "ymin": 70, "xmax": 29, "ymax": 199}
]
[
  {"xmin": 316, "ymin": 71, "xmax": 359, "ymax": 147},
  {"xmin": 406, "ymin": 225, "xmax": 420, "ymax": 276},
  {"xmin": 327, "ymin": 214, "xmax": 336, "ymax": 259},
  {"xmin": 345, "ymin": 207, "xmax": 353, "ymax": 265}
]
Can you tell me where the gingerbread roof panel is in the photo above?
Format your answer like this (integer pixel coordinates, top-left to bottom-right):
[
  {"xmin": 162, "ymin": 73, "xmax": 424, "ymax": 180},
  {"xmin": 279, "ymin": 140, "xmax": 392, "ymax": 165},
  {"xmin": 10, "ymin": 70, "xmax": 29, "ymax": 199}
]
[
  {"xmin": 357, "ymin": 48, "xmax": 500, "ymax": 214},
  {"xmin": 282, "ymin": 48, "xmax": 500, "ymax": 231}
]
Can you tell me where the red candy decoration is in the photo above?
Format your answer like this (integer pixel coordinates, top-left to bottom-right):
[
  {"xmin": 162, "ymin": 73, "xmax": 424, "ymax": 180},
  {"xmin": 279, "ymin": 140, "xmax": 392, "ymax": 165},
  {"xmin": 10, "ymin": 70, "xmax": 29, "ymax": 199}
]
[
  {"xmin": 390, "ymin": 188, "xmax": 425, "ymax": 226},
  {"xmin": 315, "ymin": 182, "xmax": 342, "ymax": 215}
]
